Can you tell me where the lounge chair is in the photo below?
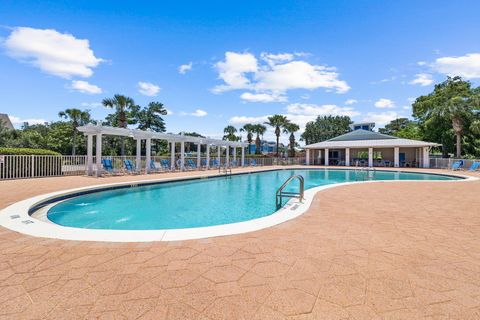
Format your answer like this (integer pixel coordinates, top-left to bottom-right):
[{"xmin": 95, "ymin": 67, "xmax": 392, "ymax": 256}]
[
  {"xmin": 250, "ymin": 159, "xmax": 258, "ymax": 167},
  {"xmin": 186, "ymin": 159, "xmax": 197, "ymax": 170},
  {"xmin": 149, "ymin": 160, "xmax": 162, "ymax": 173},
  {"xmin": 211, "ymin": 159, "xmax": 220, "ymax": 169},
  {"xmin": 201, "ymin": 159, "xmax": 208, "ymax": 169},
  {"xmin": 160, "ymin": 159, "xmax": 171, "ymax": 171},
  {"xmin": 230, "ymin": 160, "xmax": 238, "ymax": 167},
  {"xmin": 468, "ymin": 162, "xmax": 479, "ymax": 171},
  {"xmin": 102, "ymin": 159, "xmax": 120, "ymax": 175},
  {"xmin": 123, "ymin": 159, "xmax": 140, "ymax": 174},
  {"xmin": 451, "ymin": 160, "xmax": 463, "ymax": 171}
]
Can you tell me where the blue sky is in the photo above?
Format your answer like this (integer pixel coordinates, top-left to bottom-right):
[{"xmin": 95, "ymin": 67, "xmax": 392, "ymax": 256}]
[{"xmin": 1, "ymin": 0, "xmax": 480, "ymax": 143}]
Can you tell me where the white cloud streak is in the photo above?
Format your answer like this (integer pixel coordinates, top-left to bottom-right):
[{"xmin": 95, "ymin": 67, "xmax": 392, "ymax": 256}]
[
  {"xmin": 432, "ymin": 53, "xmax": 480, "ymax": 79},
  {"xmin": 69, "ymin": 80, "xmax": 102, "ymax": 94},
  {"xmin": 178, "ymin": 62, "xmax": 193, "ymax": 74},
  {"xmin": 374, "ymin": 98, "xmax": 395, "ymax": 109},
  {"xmin": 138, "ymin": 81, "xmax": 161, "ymax": 96},
  {"xmin": 409, "ymin": 73, "xmax": 433, "ymax": 86}
]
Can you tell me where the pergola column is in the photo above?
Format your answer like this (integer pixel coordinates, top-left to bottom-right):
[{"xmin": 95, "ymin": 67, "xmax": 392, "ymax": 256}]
[
  {"xmin": 394, "ymin": 147, "xmax": 400, "ymax": 167},
  {"xmin": 233, "ymin": 147, "xmax": 237, "ymax": 162},
  {"xmin": 324, "ymin": 148, "xmax": 329, "ymax": 166},
  {"xmin": 422, "ymin": 146, "xmax": 430, "ymax": 168},
  {"xmin": 368, "ymin": 147, "xmax": 373, "ymax": 167},
  {"xmin": 226, "ymin": 146, "xmax": 230, "ymax": 167},
  {"xmin": 145, "ymin": 138, "xmax": 151, "ymax": 173},
  {"xmin": 136, "ymin": 139, "xmax": 142, "ymax": 172},
  {"xmin": 241, "ymin": 146, "xmax": 245, "ymax": 166},
  {"xmin": 180, "ymin": 141, "xmax": 185, "ymax": 171},
  {"xmin": 345, "ymin": 148, "xmax": 350, "ymax": 166},
  {"xmin": 197, "ymin": 143, "xmax": 201, "ymax": 169},
  {"xmin": 306, "ymin": 149, "xmax": 310, "ymax": 165},
  {"xmin": 206, "ymin": 144, "xmax": 210, "ymax": 169},
  {"xmin": 170, "ymin": 142, "xmax": 175, "ymax": 171},
  {"xmin": 86, "ymin": 134, "xmax": 93, "ymax": 176},
  {"xmin": 217, "ymin": 146, "xmax": 221, "ymax": 165},
  {"xmin": 95, "ymin": 133, "xmax": 102, "ymax": 177}
]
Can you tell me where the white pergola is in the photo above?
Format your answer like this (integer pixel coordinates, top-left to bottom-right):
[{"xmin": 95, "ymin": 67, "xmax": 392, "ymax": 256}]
[{"xmin": 78, "ymin": 124, "xmax": 248, "ymax": 177}]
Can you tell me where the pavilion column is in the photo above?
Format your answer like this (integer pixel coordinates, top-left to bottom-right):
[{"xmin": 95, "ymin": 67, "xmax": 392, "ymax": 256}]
[
  {"xmin": 86, "ymin": 134, "xmax": 93, "ymax": 176},
  {"xmin": 170, "ymin": 142, "xmax": 175, "ymax": 171},
  {"xmin": 324, "ymin": 148, "xmax": 329, "ymax": 166},
  {"xmin": 345, "ymin": 148, "xmax": 350, "ymax": 166},
  {"xmin": 394, "ymin": 147, "xmax": 400, "ymax": 167},
  {"xmin": 241, "ymin": 146, "xmax": 245, "ymax": 166},
  {"xmin": 226, "ymin": 146, "xmax": 230, "ymax": 167},
  {"xmin": 180, "ymin": 141, "xmax": 185, "ymax": 171},
  {"xmin": 197, "ymin": 143, "xmax": 201, "ymax": 169},
  {"xmin": 95, "ymin": 133, "xmax": 102, "ymax": 177},
  {"xmin": 136, "ymin": 139, "xmax": 142, "ymax": 172},
  {"xmin": 206, "ymin": 144, "xmax": 210, "ymax": 169},
  {"xmin": 217, "ymin": 146, "xmax": 221, "ymax": 165},
  {"xmin": 305, "ymin": 149, "xmax": 310, "ymax": 165},
  {"xmin": 368, "ymin": 147, "xmax": 373, "ymax": 167},
  {"xmin": 145, "ymin": 138, "xmax": 151, "ymax": 173},
  {"xmin": 233, "ymin": 147, "xmax": 237, "ymax": 162},
  {"xmin": 423, "ymin": 147, "xmax": 430, "ymax": 168}
]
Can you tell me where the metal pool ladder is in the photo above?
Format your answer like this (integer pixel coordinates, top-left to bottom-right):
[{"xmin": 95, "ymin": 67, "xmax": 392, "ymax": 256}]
[
  {"xmin": 276, "ymin": 175, "xmax": 305, "ymax": 209},
  {"xmin": 219, "ymin": 165, "xmax": 232, "ymax": 177}
]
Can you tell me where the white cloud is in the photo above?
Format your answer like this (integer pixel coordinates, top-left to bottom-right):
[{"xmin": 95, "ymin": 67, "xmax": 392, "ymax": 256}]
[
  {"xmin": 9, "ymin": 116, "xmax": 47, "ymax": 126},
  {"xmin": 374, "ymin": 98, "xmax": 395, "ymax": 109},
  {"xmin": 212, "ymin": 51, "xmax": 350, "ymax": 102},
  {"xmin": 417, "ymin": 61, "xmax": 427, "ymax": 66},
  {"xmin": 240, "ymin": 92, "xmax": 287, "ymax": 103},
  {"xmin": 181, "ymin": 109, "xmax": 208, "ymax": 117},
  {"xmin": 80, "ymin": 102, "xmax": 102, "ymax": 108},
  {"xmin": 344, "ymin": 99, "xmax": 358, "ymax": 105},
  {"xmin": 178, "ymin": 62, "xmax": 193, "ymax": 74},
  {"xmin": 409, "ymin": 73, "xmax": 433, "ymax": 86},
  {"xmin": 69, "ymin": 80, "xmax": 102, "ymax": 94},
  {"xmin": 138, "ymin": 81, "xmax": 161, "ymax": 96},
  {"xmin": 432, "ymin": 53, "xmax": 480, "ymax": 79},
  {"xmin": 3, "ymin": 27, "xmax": 102, "ymax": 79},
  {"xmin": 363, "ymin": 111, "xmax": 399, "ymax": 127}
]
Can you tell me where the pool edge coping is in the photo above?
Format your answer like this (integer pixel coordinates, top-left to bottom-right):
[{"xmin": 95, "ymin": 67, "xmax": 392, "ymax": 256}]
[{"xmin": 0, "ymin": 168, "xmax": 477, "ymax": 242}]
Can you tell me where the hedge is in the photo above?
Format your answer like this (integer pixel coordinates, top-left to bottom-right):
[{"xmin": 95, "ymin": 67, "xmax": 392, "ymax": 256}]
[{"xmin": 0, "ymin": 148, "xmax": 61, "ymax": 156}]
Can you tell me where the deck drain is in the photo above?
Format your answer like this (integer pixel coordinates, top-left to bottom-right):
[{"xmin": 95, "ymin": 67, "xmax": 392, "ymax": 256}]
[
  {"xmin": 21, "ymin": 220, "xmax": 34, "ymax": 224},
  {"xmin": 10, "ymin": 215, "xmax": 20, "ymax": 219}
]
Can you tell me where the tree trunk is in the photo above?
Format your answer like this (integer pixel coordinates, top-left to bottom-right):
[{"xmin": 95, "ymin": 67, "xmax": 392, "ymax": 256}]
[
  {"xmin": 455, "ymin": 132, "xmax": 462, "ymax": 158},
  {"xmin": 255, "ymin": 135, "xmax": 261, "ymax": 154},
  {"xmin": 276, "ymin": 135, "xmax": 280, "ymax": 157}
]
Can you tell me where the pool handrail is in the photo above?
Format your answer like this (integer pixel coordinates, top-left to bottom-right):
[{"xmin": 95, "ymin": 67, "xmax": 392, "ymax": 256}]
[{"xmin": 276, "ymin": 174, "xmax": 304, "ymax": 209}]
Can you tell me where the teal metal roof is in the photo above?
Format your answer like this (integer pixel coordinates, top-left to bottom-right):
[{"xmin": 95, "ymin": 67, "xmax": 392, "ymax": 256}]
[{"xmin": 327, "ymin": 129, "xmax": 399, "ymax": 142}]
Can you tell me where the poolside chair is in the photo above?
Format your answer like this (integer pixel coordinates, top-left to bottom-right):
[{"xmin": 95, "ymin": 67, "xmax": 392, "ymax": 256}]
[
  {"xmin": 250, "ymin": 159, "xmax": 258, "ymax": 167},
  {"xmin": 186, "ymin": 159, "xmax": 197, "ymax": 170},
  {"xmin": 451, "ymin": 160, "xmax": 464, "ymax": 171},
  {"xmin": 123, "ymin": 159, "xmax": 140, "ymax": 174},
  {"xmin": 211, "ymin": 159, "xmax": 220, "ymax": 169},
  {"xmin": 468, "ymin": 162, "xmax": 479, "ymax": 171},
  {"xmin": 230, "ymin": 160, "xmax": 238, "ymax": 168},
  {"xmin": 149, "ymin": 160, "xmax": 162, "ymax": 173},
  {"xmin": 102, "ymin": 159, "xmax": 121, "ymax": 175},
  {"xmin": 201, "ymin": 159, "xmax": 208, "ymax": 169},
  {"xmin": 160, "ymin": 159, "xmax": 172, "ymax": 171}
]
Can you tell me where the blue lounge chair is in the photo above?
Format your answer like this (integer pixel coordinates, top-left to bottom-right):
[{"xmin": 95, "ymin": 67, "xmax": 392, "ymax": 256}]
[
  {"xmin": 149, "ymin": 160, "xmax": 162, "ymax": 173},
  {"xmin": 250, "ymin": 159, "xmax": 257, "ymax": 167},
  {"xmin": 160, "ymin": 159, "xmax": 172, "ymax": 171},
  {"xmin": 211, "ymin": 159, "xmax": 220, "ymax": 168},
  {"xmin": 186, "ymin": 159, "xmax": 197, "ymax": 170},
  {"xmin": 201, "ymin": 159, "xmax": 208, "ymax": 169},
  {"xmin": 123, "ymin": 159, "xmax": 140, "ymax": 174},
  {"xmin": 451, "ymin": 160, "xmax": 463, "ymax": 171},
  {"xmin": 468, "ymin": 162, "xmax": 479, "ymax": 171},
  {"xmin": 231, "ymin": 160, "xmax": 238, "ymax": 167},
  {"xmin": 102, "ymin": 159, "xmax": 119, "ymax": 175}
]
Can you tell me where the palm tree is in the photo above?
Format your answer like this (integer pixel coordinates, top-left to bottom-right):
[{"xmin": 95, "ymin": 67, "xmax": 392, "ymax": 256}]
[
  {"xmin": 102, "ymin": 94, "xmax": 139, "ymax": 155},
  {"xmin": 283, "ymin": 122, "xmax": 300, "ymax": 157},
  {"xmin": 240, "ymin": 124, "xmax": 255, "ymax": 154},
  {"xmin": 252, "ymin": 124, "xmax": 267, "ymax": 155},
  {"xmin": 223, "ymin": 125, "xmax": 239, "ymax": 141},
  {"xmin": 58, "ymin": 108, "xmax": 91, "ymax": 155},
  {"xmin": 265, "ymin": 115, "xmax": 290, "ymax": 157}
]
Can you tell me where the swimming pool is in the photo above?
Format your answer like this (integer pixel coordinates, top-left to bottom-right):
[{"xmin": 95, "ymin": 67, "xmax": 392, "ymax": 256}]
[{"xmin": 46, "ymin": 169, "xmax": 457, "ymax": 231}]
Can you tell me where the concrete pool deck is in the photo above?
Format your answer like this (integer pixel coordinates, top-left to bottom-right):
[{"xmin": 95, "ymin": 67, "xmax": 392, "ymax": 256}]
[{"xmin": 0, "ymin": 166, "xmax": 479, "ymax": 319}]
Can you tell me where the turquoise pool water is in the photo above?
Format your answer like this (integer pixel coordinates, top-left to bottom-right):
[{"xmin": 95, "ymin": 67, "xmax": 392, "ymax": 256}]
[{"xmin": 46, "ymin": 169, "xmax": 457, "ymax": 230}]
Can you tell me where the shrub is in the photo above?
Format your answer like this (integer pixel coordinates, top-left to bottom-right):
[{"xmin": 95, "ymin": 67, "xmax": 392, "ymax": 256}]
[{"xmin": 0, "ymin": 147, "xmax": 61, "ymax": 156}]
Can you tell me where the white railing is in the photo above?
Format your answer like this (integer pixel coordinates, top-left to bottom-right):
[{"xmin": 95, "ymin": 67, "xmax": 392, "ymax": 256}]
[
  {"xmin": 429, "ymin": 157, "xmax": 479, "ymax": 169},
  {"xmin": 0, "ymin": 155, "xmax": 306, "ymax": 180}
]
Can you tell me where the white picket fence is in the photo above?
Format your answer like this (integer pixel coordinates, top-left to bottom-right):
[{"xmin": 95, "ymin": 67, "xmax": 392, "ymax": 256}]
[
  {"xmin": 429, "ymin": 157, "xmax": 479, "ymax": 169},
  {"xmin": 0, "ymin": 155, "xmax": 306, "ymax": 180}
]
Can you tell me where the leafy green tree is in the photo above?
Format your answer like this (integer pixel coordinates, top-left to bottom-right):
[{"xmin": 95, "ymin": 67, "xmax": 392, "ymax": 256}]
[
  {"xmin": 301, "ymin": 115, "xmax": 352, "ymax": 144},
  {"xmin": 283, "ymin": 122, "xmax": 300, "ymax": 157},
  {"xmin": 379, "ymin": 118, "xmax": 412, "ymax": 136},
  {"xmin": 413, "ymin": 76, "xmax": 480, "ymax": 158},
  {"xmin": 102, "ymin": 94, "xmax": 139, "ymax": 155},
  {"xmin": 265, "ymin": 115, "xmax": 290, "ymax": 157},
  {"xmin": 222, "ymin": 125, "xmax": 240, "ymax": 141},
  {"xmin": 58, "ymin": 108, "xmax": 91, "ymax": 155},
  {"xmin": 136, "ymin": 102, "xmax": 168, "ymax": 132},
  {"xmin": 240, "ymin": 124, "xmax": 255, "ymax": 154},
  {"xmin": 252, "ymin": 124, "xmax": 267, "ymax": 155}
]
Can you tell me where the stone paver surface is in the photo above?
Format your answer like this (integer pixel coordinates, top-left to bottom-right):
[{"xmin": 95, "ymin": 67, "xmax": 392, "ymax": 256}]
[{"xmin": 0, "ymin": 167, "xmax": 479, "ymax": 319}]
